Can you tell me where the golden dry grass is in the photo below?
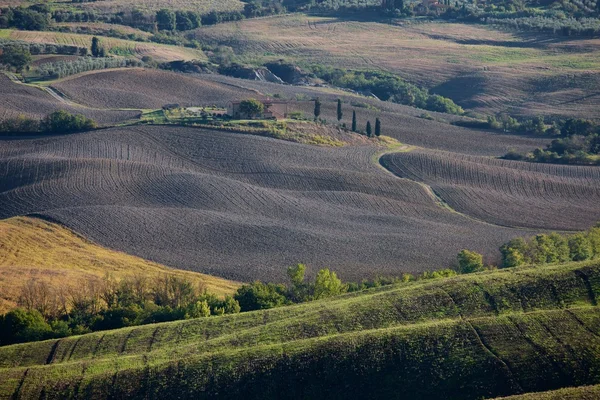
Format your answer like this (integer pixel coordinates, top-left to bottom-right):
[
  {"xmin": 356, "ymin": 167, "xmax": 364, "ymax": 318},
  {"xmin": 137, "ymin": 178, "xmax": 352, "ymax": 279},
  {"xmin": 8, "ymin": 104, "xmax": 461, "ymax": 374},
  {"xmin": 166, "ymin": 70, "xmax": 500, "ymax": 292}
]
[{"xmin": 0, "ymin": 216, "xmax": 240, "ymax": 313}]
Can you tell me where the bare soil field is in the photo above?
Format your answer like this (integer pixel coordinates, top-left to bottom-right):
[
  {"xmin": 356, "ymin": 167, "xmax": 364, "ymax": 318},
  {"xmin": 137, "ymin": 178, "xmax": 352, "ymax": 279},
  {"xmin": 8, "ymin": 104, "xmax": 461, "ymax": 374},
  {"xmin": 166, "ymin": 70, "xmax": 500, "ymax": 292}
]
[
  {"xmin": 52, "ymin": 68, "xmax": 259, "ymax": 109},
  {"xmin": 381, "ymin": 149, "xmax": 600, "ymax": 230},
  {"xmin": 1, "ymin": 29, "xmax": 205, "ymax": 62},
  {"xmin": 200, "ymin": 74, "xmax": 551, "ymax": 156},
  {"xmin": 0, "ymin": 125, "xmax": 541, "ymax": 282},
  {"xmin": 0, "ymin": 74, "xmax": 140, "ymax": 125},
  {"xmin": 196, "ymin": 15, "xmax": 600, "ymax": 119}
]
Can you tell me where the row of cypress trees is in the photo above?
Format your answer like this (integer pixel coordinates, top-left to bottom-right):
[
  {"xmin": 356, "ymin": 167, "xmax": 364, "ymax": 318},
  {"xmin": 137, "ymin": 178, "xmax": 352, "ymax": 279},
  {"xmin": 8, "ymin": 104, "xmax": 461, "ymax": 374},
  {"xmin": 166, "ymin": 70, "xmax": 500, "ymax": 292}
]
[{"xmin": 314, "ymin": 98, "xmax": 382, "ymax": 137}]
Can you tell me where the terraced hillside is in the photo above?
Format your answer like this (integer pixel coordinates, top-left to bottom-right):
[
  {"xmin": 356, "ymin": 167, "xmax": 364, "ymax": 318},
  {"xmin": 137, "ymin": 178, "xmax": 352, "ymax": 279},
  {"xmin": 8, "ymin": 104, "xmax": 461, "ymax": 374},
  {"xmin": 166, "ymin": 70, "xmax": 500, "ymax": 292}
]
[
  {"xmin": 0, "ymin": 125, "xmax": 547, "ymax": 281},
  {"xmin": 0, "ymin": 74, "xmax": 140, "ymax": 125},
  {"xmin": 381, "ymin": 149, "xmax": 600, "ymax": 231},
  {"xmin": 0, "ymin": 260, "xmax": 599, "ymax": 399},
  {"xmin": 196, "ymin": 15, "xmax": 600, "ymax": 119},
  {"xmin": 0, "ymin": 216, "xmax": 239, "ymax": 313}
]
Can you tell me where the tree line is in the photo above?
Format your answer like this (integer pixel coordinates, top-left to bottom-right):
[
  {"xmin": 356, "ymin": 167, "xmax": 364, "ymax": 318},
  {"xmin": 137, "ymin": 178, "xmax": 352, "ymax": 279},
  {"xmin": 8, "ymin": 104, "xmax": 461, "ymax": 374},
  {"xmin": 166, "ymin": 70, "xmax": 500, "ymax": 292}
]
[
  {"xmin": 500, "ymin": 225, "xmax": 600, "ymax": 268},
  {"xmin": 502, "ymin": 118, "xmax": 600, "ymax": 165},
  {"xmin": 4, "ymin": 225, "xmax": 600, "ymax": 347},
  {"xmin": 0, "ymin": 274, "xmax": 241, "ymax": 346},
  {"xmin": 310, "ymin": 66, "xmax": 464, "ymax": 116},
  {"xmin": 313, "ymin": 98, "xmax": 383, "ymax": 138},
  {"xmin": 0, "ymin": 111, "xmax": 97, "ymax": 135}
]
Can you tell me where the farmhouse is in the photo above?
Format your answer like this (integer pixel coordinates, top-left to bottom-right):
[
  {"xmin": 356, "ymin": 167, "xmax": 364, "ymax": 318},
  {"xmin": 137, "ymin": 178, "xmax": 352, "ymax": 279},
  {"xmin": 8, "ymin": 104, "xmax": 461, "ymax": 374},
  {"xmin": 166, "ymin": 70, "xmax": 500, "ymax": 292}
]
[{"xmin": 227, "ymin": 100, "xmax": 289, "ymax": 120}]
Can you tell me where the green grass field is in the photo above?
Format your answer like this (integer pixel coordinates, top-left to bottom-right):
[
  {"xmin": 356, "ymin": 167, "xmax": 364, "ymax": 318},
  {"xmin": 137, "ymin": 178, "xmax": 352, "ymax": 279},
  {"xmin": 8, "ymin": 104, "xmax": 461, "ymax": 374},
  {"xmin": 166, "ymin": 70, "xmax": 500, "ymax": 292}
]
[{"xmin": 1, "ymin": 259, "xmax": 599, "ymax": 399}]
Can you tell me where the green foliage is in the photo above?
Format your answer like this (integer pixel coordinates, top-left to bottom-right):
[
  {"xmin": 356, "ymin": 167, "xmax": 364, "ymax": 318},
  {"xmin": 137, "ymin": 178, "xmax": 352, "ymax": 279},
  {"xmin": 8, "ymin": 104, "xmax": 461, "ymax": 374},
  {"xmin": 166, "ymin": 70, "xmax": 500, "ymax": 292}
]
[
  {"xmin": 91, "ymin": 36, "xmax": 101, "ymax": 57},
  {"xmin": 0, "ymin": 114, "xmax": 40, "ymax": 133},
  {"xmin": 0, "ymin": 308, "xmax": 52, "ymax": 346},
  {"xmin": 313, "ymin": 268, "xmax": 345, "ymax": 299},
  {"xmin": 313, "ymin": 97, "xmax": 322, "ymax": 120},
  {"xmin": 0, "ymin": 44, "xmax": 31, "ymax": 71},
  {"xmin": 43, "ymin": 110, "xmax": 97, "ymax": 133},
  {"xmin": 34, "ymin": 57, "xmax": 142, "ymax": 80},
  {"xmin": 351, "ymin": 110, "xmax": 357, "ymax": 132},
  {"xmin": 234, "ymin": 281, "xmax": 289, "ymax": 311},
  {"xmin": 457, "ymin": 249, "xmax": 484, "ymax": 273},
  {"xmin": 3, "ymin": 259, "xmax": 599, "ymax": 399},
  {"xmin": 337, "ymin": 99, "xmax": 343, "ymax": 122},
  {"xmin": 501, "ymin": 226, "xmax": 600, "ymax": 268},
  {"xmin": 366, "ymin": 120, "xmax": 372, "ymax": 137},
  {"xmin": 375, "ymin": 118, "xmax": 381, "ymax": 136},
  {"xmin": 309, "ymin": 66, "xmax": 463, "ymax": 115},
  {"xmin": 0, "ymin": 111, "xmax": 97, "ymax": 135},
  {"xmin": 156, "ymin": 9, "xmax": 176, "ymax": 31},
  {"xmin": 569, "ymin": 233, "xmax": 593, "ymax": 261},
  {"xmin": 0, "ymin": 272, "xmax": 241, "ymax": 346},
  {"xmin": 238, "ymin": 98, "xmax": 265, "ymax": 117},
  {"xmin": 0, "ymin": 6, "xmax": 51, "ymax": 31}
]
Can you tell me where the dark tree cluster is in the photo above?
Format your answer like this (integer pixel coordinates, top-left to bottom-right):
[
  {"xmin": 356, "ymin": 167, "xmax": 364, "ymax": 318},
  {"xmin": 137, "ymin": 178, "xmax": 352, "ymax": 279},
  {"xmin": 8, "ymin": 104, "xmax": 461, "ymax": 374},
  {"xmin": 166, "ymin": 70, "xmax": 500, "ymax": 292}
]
[{"xmin": 0, "ymin": 111, "xmax": 97, "ymax": 135}]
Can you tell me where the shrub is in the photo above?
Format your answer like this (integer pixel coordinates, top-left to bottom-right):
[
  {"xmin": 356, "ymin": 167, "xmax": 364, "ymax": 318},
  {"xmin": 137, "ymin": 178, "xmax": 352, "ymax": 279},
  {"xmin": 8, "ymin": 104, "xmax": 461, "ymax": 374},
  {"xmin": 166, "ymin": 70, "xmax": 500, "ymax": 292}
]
[
  {"xmin": 234, "ymin": 282, "xmax": 288, "ymax": 311},
  {"xmin": 42, "ymin": 110, "xmax": 97, "ymax": 133},
  {"xmin": 0, "ymin": 308, "xmax": 53, "ymax": 346},
  {"xmin": 457, "ymin": 250, "xmax": 485, "ymax": 273},
  {"xmin": 0, "ymin": 45, "xmax": 31, "ymax": 71}
]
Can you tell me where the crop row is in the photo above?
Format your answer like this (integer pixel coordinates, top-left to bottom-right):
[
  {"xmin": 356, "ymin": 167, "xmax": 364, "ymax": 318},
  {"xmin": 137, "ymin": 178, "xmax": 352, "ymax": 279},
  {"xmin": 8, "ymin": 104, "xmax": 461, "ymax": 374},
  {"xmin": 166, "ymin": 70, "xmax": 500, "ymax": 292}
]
[
  {"xmin": 0, "ymin": 125, "xmax": 540, "ymax": 281},
  {"xmin": 381, "ymin": 149, "xmax": 600, "ymax": 230}
]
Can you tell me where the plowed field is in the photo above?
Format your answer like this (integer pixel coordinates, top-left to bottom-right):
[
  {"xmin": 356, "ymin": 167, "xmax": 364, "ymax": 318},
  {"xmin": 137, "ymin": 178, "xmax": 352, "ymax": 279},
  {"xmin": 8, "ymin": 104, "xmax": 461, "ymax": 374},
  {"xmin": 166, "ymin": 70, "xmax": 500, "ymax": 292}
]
[
  {"xmin": 0, "ymin": 74, "xmax": 140, "ymax": 125},
  {"xmin": 381, "ymin": 149, "xmax": 600, "ymax": 230},
  {"xmin": 0, "ymin": 125, "xmax": 540, "ymax": 281}
]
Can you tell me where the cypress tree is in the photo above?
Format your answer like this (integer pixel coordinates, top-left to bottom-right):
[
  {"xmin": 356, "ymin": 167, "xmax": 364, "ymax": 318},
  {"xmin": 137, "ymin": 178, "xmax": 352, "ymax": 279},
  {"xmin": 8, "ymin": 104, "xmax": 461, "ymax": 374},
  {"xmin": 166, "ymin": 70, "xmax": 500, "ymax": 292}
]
[
  {"xmin": 352, "ymin": 110, "xmax": 357, "ymax": 132},
  {"xmin": 366, "ymin": 121, "xmax": 372, "ymax": 137},
  {"xmin": 91, "ymin": 37, "xmax": 100, "ymax": 57},
  {"xmin": 375, "ymin": 118, "xmax": 381, "ymax": 136},
  {"xmin": 314, "ymin": 98, "xmax": 321, "ymax": 121},
  {"xmin": 337, "ymin": 99, "xmax": 343, "ymax": 122}
]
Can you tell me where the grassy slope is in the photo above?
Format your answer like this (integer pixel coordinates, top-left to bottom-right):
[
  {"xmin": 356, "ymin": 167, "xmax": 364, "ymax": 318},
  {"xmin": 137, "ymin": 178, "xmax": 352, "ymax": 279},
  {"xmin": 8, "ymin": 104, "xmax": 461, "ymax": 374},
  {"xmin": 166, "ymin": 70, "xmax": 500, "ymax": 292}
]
[
  {"xmin": 495, "ymin": 384, "xmax": 600, "ymax": 399},
  {"xmin": 0, "ymin": 216, "xmax": 240, "ymax": 312},
  {"xmin": 0, "ymin": 29, "xmax": 205, "ymax": 62},
  {"xmin": 0, "ymin": 260, "xmax": 599, "ymax": 399}
]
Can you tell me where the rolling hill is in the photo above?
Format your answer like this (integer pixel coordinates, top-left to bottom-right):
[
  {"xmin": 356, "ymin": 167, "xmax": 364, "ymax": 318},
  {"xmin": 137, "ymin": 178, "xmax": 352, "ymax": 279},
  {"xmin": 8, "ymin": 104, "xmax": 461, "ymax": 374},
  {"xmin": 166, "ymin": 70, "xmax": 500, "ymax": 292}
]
[
  {"xmin": 0, "ymin": 216, "xmax": 239, "ymax": 313},
  {"xmin": 0, "ymin": 74, "xmax": 140, "ymax": 125},
  {"xmin": 195, "ymin": 15, "xmax": 600, "ymax": 120},
  {"xmin": 0, "ymin": 259, "xmax": 598, "ymax": 399},
  {"xmin": 0, "ymin": 124, "xmax": 548, "ymax": 282}
]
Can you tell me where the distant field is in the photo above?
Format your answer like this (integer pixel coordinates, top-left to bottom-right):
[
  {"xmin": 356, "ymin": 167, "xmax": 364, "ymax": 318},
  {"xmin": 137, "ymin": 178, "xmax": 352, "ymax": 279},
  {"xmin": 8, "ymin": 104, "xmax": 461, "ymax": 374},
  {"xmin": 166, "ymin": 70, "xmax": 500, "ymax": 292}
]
[
  {"xmin": 0, "ymin": 0, "xmax": 244, "ymax": 14},
  {"xmin": 0, "ymin": 29, "xmax": 205, "ymax": 62},
  {"xmin": 196, "ymin": 15, "xmax": 600, "ymax": 119},
  {"xmin": 0, "ymin": 217, "xmax": 239, "ymax": 313},
  {"xmin": 0, "ymin": 73, "xmax": 140, "ymax": 124},
  {"xmin": 0, "ymin": 260, "xmax": 598, "ymax": 399},
  {"xmin": 381, "ymin": 149, "xmax": 600, "ymax": 230},
  {"xmin": 52, "ymin": 68, "xmax": 259, "ymax": 109}
]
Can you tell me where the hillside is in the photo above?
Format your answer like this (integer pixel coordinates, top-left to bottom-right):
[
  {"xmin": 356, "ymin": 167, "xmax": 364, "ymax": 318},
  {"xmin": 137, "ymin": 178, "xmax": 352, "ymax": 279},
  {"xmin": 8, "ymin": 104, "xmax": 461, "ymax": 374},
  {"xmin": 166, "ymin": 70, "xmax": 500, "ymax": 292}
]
[
  {"xmin": 0, "ymin": 260, "xmax": 598, "ymax": 399},
  {"xmin": 0, "ymin": 216, "xmax": 239, "ymax": 313},
  {"xmin": 0, "ymin": 74, "xmax": 140, "ymax": 125},
  {"xmin": 0, "ymin": 124, "xmax": 549, "ymax": 282},
  {"xmin": 196, "ymin": 15, "xmax": 600, "ymax": 120}
]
